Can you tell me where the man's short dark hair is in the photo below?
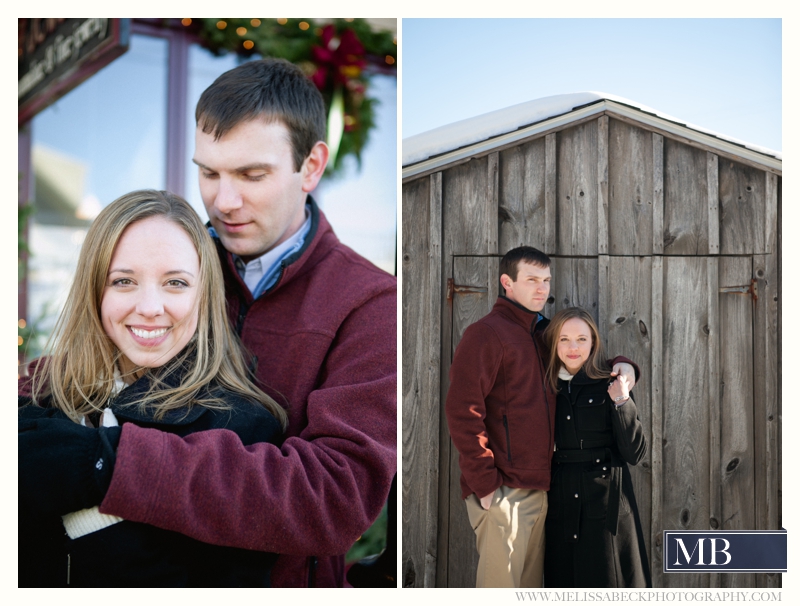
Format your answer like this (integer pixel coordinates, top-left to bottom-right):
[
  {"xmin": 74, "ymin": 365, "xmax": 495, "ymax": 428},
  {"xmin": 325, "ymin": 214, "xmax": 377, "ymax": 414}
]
[
  {"xmin": 499, "ymin": 246, "xmax": 551, "ymax": 281},
  {"xmin": 196, "ymin": 58, "xmax": 327, "ymax": 172}
]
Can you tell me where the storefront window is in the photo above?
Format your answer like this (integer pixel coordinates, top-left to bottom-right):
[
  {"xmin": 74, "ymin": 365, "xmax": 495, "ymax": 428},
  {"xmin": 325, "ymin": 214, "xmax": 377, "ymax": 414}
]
[{"xmin": 27, "ymin": 34, "xmax": 168, "ymax": 356}]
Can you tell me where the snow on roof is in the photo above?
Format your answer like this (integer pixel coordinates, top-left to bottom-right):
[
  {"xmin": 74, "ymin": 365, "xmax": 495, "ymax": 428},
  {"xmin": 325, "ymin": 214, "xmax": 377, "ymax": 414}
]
[{"xmin": 402, "ymin": 92, "xmax": 781, "ymax": 167}]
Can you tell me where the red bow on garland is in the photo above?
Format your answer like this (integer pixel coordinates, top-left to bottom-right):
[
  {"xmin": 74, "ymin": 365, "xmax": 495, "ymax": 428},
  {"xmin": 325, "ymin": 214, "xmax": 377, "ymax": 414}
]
[{"xmin": 311, "ymin": 25, "xmax": 366, "ymax": 89}]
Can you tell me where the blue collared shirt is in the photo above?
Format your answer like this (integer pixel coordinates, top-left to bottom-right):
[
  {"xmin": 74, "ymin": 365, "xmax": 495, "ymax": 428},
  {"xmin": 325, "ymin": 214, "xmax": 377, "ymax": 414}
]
[{"xmin": 209, "ymin": 205, "xmax": 312, "ymax": 299}]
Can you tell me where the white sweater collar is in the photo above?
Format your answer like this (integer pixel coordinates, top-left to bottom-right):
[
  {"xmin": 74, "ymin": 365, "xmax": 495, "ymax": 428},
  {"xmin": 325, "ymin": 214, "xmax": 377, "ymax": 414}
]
[{"xmin": 558, "ymin": 366, "xmax": 575, "ymax": 381}]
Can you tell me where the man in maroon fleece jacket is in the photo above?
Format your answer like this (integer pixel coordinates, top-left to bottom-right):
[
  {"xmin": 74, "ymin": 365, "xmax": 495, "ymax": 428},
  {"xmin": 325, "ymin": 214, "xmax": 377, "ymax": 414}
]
[
  {"xmin": 18, "ymin": 59, "xmax": 396, "ymax": 587},
  {"xmin": 445, "ymin": 246, "xmax": 635, "ymax": 588}
]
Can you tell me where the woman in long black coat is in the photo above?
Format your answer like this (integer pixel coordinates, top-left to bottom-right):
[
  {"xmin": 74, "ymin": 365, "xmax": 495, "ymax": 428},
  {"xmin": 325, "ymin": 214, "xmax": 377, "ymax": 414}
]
[{"xmin": 542, "ymin": 307, "xmax": 651, "ymax": 588}]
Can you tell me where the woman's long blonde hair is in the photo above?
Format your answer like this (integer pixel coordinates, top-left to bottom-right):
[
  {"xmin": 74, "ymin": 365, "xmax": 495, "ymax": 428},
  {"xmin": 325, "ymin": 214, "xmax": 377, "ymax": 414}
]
[
  {"xmin": 543, "ymin": 307, "xmax": 611, "ymax": 393},
  {"xmin": 30, "ymin": 189, "xmax": 288, "ymax": 428}
]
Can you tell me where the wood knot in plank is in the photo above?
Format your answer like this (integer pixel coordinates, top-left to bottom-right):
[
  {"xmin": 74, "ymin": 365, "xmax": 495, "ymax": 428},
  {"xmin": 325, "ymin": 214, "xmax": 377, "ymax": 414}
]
[{"xmin": 403, "ymin": 561, "xmax": 416, "ymax": 587}]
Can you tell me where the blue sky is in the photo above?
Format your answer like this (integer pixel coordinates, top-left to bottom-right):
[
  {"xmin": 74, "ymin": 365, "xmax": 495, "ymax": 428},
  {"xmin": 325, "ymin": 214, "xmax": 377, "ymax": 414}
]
[{"xmin": 402, "ymin": 19, "xmax": 781, "ymax": 152}]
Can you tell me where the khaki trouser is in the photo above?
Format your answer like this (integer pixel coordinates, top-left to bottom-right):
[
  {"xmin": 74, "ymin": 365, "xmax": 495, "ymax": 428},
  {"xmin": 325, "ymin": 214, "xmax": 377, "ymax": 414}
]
[{"xmin": 465, "ymin": 485, "xmax": 548, "ymax": 588}]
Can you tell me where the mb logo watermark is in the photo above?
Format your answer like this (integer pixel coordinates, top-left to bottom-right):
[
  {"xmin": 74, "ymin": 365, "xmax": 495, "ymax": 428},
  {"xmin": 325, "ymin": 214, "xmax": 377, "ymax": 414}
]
[{"xmin": 664, "ymin": 530, "xmax": 786, "ymax": 573}]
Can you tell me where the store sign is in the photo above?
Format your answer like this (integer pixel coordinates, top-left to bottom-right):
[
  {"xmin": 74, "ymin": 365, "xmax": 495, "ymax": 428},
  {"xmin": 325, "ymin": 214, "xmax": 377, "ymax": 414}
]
[{"xmin": 18, "ymin": 18, "xmax": 130, "ymax": 124}]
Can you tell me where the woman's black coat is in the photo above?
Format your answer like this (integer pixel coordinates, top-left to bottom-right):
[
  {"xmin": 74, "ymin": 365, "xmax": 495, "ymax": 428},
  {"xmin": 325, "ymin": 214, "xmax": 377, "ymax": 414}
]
[
  {"xmin": 543, "ymin": 369, "xmax": 651, "ymax": 588},
  {"xmin": 19, "ymin": 369, "xmax": 283, "ymax": 588}
]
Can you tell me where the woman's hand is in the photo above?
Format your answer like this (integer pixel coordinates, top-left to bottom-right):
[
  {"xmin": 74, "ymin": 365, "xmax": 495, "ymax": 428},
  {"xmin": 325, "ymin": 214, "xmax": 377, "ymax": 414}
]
[
  {"xmin": 608, "ymin": 375, "xmax": 630, "ymax": 405},
  {"xmin": 18, "ymin": 416, "xmax": 121, "ymax": 515},
  {"xmin": 610, "ymin": 362, "xmax": 636, "ymax": 389}
]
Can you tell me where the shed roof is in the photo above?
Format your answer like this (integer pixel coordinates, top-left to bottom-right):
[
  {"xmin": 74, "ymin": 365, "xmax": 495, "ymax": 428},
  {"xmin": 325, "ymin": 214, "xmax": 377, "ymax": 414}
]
[{"xmin": 402, "ymin": 92, "xmax": 781, "ymax": 178}]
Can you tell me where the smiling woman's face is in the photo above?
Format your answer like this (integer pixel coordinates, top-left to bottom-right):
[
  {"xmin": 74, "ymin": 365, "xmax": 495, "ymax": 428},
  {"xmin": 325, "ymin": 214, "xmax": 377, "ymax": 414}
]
[
  {"xmin": 556, "ymin": 317, "xmax": 593, "ymax": 375},
  {"xmin": 101, "ymin": 216, "xmax": 200, "ymax": 375}
]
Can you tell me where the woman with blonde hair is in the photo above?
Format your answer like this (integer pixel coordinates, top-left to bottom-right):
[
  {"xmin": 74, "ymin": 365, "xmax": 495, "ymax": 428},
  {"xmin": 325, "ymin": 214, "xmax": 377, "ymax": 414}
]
[
  {"xmin": 542, "ymin": 307, "xmax": 650, "ymax": 588},
  {"xmin": 19, "ymin": 190, "xmax": 287, "ymax": 587}
]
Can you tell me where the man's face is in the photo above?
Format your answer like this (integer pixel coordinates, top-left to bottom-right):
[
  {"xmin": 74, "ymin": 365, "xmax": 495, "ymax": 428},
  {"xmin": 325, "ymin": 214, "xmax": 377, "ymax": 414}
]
[
  {"xmin": 501, "ymin": 261, "xmax": 551, "ymax": 312},
  {"xmin": 193, "ymin": 119, "xmax": 321, "ymax": 262}
]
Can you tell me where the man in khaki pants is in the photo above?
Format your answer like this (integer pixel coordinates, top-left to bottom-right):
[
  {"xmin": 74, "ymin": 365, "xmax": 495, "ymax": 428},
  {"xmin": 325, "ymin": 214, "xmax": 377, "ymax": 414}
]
[{"xmin": 445, "ymin": 246, "xmax": 636, "ymax": 587}]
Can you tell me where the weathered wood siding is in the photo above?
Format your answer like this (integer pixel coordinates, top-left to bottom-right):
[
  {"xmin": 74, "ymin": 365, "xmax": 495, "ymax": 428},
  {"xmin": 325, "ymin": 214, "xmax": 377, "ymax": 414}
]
[
  {"xmin": 402, "ymin": 113, "xmax": 781, "ymax": 588},
  {"xmin": 608, "ymin": 119, "xmax": 654, "ymax": 255},
  {"xmin": 401, "ymin": 175, "xmax": 441, "ymax": 588}
]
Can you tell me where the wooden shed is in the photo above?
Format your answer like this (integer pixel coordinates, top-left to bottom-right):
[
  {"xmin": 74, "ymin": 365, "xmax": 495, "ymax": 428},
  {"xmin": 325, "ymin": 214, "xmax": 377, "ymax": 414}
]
[{"xmin": 401, "ymin": 94, "xmax": 781, "ymax": 588}]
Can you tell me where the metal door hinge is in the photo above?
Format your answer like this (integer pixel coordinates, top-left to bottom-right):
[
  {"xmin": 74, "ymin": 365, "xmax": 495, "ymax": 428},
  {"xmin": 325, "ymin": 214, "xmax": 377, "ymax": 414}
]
[
  {"xmin": 719, "ymin": 278, "xmax": 758, "ymax": 302},
  {"xmin": 446, "ymin": 278, "xmax": 488, "ymax": 302}
]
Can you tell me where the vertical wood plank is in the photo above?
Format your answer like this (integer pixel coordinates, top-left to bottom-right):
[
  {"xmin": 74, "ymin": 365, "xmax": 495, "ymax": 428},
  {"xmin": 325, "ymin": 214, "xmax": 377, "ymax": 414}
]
[
  {"xmin": 597, "ymin": 255, "xmax": 609, "ymax": 348},
  {"xmin": 597, "ymin": 115, "xmax": 609, "ymax": 255},
  {"xmin": 545, "ymin": 133, "xmax": 557, "ymax": 254},
  {"xmin": 447, "ymin": 256, "xmax": 492, "ymax": 587},
  {"xmin": 663, "ymin": 139, "xmax": 709, "ymax": 255},
  {"xmin": 499, "ymin": 143, "xmax": 524, "ymax": 252},
  {"xmin": 606, "ymin": 256, "xmax": 654, "ymax": 563},
  {"xmin": 765, "ymin": 172, "xmax": 778, "ymax": 255},
  {"xmin": 649, "ymin": 256, "xmax": 664, "ymax": 587},
  {"xmin": 488, "ymin": 256, "xmax": 500, "ymax": 304},
  {"xmin": 557, "ymin": 120, "xmax": 599, "ymax": 256},
  {"xmin": 434, "ymin": 172, "xmax": 452, "ymax": 587},
  {"xmin": 427, "ymin": 174, "xmax": 443, "ymax": 588},
  {"xmin": 707, "ymin": 153, "xmax": 719, "ymax": 255},
  {"xmin": 719, "ymin": 159, "xmax": 766, "ymax": 255},
  {"xmin": 776, "ymin": 177, "xmax": 781, "ymax": 590},
  {"xmin": 487, "ymin": 152, "xmax": 500, "ymax": 296},
  {"xmin": 608, "ymin": 118, "xmax": 654, "ymax": 256},
  {"xmin": 487, "ymin": 152, "xmax": 499, "ymax": 256},
  {"xmin": 653, "ymin": 134, "xmax": 664, "ymax": 255},
  {"xmin": 717, "ymin": 256, "xmax": 755, "ymax": 589},
  {"xmin": 707, "ymin": 257, "xmax": 721, "ymax": 589},
  {"xmin": 401, "ymin": 175, "xmax": 441, "ymax": 588},
  {"xmin": 777, "ymin": 177, "xmax": 781, "ymax": 550},
  {"xmin": 498, "ymin": 138, "xmax": 547, "ymax": 252},
  {"xmin": 753, "ymin": 251, "xmax": 780, "ymax": 589},
  {"xmin": 661, "ymin": 257, "xmax": 710, "ymax": 588},
  {"xmin": 443, "ymin": 157, "xmax": 489, "ymax": 255}
]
